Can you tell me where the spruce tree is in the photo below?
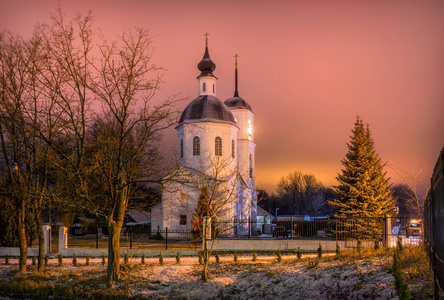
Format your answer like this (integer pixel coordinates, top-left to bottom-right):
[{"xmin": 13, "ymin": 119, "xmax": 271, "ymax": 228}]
[
  {"xmin": 191, "ymin": 188, "xmax": 210, "ymax": 241},
  {"xmin": 330, "ymin": 116, "xmax": 394, "ymax": 238}
]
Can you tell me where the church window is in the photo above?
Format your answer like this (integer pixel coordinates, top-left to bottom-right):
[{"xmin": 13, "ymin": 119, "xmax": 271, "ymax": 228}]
[
  {"xmin": 249, "ymin": 154, "xmax": 253, "ymax": 178},
  {"xmin": 180, "ymin": 139, "xmax": 183, "ymax": 158},
  {"xmin": 213, "ymin": 84, "xmax": 215, "ymax": 93},
  {"xmin": 180, "ymin": 215, "xmax": 187, "ymax": 225},
  {"xmin": 231, "ymin": 140, "xmax": 235, "ymax": 158},
  {"xmin": 215, "ymin": 137, "xmax": 222, "ymax": 156},
  {"xmin": 193, "ymin": 137, "xmax": 200, "ymax": 156},
  {"xmin": 203, "ymin": 82, "xmax": 206, "ymax": 92}
]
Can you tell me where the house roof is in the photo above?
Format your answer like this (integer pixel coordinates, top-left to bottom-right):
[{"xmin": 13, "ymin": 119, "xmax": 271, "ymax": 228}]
[
  {"xmin": 257, "ymin": 206, "xmax": 273, "ymax": 217},
  {"xmin": 126, "ymin": 211, "xmax": 151, "ymax": 226}
]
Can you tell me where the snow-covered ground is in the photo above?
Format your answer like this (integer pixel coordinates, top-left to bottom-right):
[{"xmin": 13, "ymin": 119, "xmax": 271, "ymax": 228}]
[{"xmin": 0, "ymin": 253, "xmax": 402, "ymax": 299}]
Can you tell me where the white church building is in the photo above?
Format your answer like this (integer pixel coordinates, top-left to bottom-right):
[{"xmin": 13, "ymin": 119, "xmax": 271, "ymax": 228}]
[{"xmin": 151, "ymin": 38, "xmax": 258, "ymax": 236}]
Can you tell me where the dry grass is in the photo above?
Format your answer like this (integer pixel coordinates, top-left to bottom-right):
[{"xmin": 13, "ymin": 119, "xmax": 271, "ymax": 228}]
[{"xmin": 0, "ymin": 247, "xmax": 435, "ymax": 299}]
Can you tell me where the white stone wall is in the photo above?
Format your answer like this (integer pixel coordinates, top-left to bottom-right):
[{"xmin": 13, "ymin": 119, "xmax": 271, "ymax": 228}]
[{"xmin": 177, "ymin": 122, "xmax": 238, "ymax": 177}]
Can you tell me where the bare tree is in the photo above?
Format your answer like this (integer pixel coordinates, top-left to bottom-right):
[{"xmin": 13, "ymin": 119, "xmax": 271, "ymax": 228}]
[
  {"xmin": 35, "ymin": 9, "xmax": 176, "ymax": 286},
  {"xmin": 276, "ymin": 171, "xmax": 328, "ymax": 217},
  {"xmin": 162, "ymin": 156, "xmax": 252, "ymax": 282},
  {"xmin": 0, "ymin": 31, "xmax": 52, "ymax": 273},
  {"xmin": 388, "ymin": 163, "xmax": 425, "ymax": 217}
]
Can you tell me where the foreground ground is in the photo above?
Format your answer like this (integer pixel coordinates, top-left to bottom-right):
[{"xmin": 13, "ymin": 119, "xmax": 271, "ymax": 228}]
[{"xmin": 0, "ymin": 248, "xmax": 435, "ymax": 299}]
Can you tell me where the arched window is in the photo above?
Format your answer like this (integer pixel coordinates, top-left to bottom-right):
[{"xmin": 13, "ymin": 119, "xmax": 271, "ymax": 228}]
[
  {"xmin": 213, "ymin": 84, "xmax": 215, "ymax": 93},
  {"xmin": 231, "ymin": 140, "xmax": 235, "ymax": 158},
  {"xmin": 180, "ymin": 139, "xmax": 183, "ymax": 158},
  {"xmin": 215, "ymin": 137, "xmax": 222, "ymax": 156},
  {"xmin": 203, "ymin": 82, "xmax": 206, "ymax": 92},
  {"xmin": 193, "ymin": 137, "xmax": 200, "ymax": 156},
  {"xmin": 249, "ymin": 154, "xmax": 253, "ymax": 178}
]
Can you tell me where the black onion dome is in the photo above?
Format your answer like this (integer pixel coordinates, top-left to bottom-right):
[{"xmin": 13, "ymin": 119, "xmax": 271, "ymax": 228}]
[
  {"xmin": 179, "ymin": 95, "xmax": 236, "ymax": 125},
  {"xmin": 224, "ymin": 96, "xmax": 253, "ymax": 112},
  {"xmin": 197, "ymin": 46, "xmax": 216, "ymax": 77}
]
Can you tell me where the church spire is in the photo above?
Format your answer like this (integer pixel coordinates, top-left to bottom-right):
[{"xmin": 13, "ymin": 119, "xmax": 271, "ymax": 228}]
[
  {"xmin": 197, "ymin": 32, "xmax": 216, "ymax": 77},
  {"xmin": 234, "ymin": 54, "xmax": 239, "ymax": 97}
]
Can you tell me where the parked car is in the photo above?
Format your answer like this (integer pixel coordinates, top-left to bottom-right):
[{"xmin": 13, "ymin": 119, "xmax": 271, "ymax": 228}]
[
  {"xmin": 406, "ymin": 219, "xmax": 422, "ymax": 238},
  {"xmin": 272, "ymin": 226, "xmax": 289, "ymax": 238},
  {"xmin": 398, "ymin": 227, "xmax": 406, "ymax": 236}
]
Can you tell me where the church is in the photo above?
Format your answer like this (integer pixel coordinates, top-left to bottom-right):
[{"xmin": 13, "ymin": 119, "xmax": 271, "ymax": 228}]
[{"xmin": 151, "ymin": 36, "xmax": 258, "ymax": 236}]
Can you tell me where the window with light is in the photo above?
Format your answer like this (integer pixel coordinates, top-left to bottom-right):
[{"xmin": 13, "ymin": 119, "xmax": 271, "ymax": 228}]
[{"xmin": 247, "ymin": 119, "xmax": 252, "ymax": 140}]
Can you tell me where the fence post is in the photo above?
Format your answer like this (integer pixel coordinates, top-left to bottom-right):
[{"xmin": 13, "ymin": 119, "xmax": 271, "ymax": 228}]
[
  {"xmin": 130, "ymin": 228, "xmax": 133, "ymax": 250},
  {"xmin": 383, "ymin": 214, "xmax": 391, "ymax": 248},
  {"xmin": 291, "ymin": 217, "xmax": 293, "ymax": 239},
  {"xmin": 43, "ymin": 225, "xmax": 51, "ymax": 256},
  {"xmin": 58, "ymin": 226, "xmax": 68, "ymax": 253},
  {"xmin": 165, "ymin": 227, "xmax": 168, "ymax": 250},
  {"xmin": 96, "ymin": 227, "xmax": 99, "ymax": 249}
]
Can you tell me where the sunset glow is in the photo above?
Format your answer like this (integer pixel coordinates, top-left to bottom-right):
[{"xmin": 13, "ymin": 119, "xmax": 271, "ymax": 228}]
[{"xmin": 1, "ymin": 0, "xmax": 443, "ymax": 195}]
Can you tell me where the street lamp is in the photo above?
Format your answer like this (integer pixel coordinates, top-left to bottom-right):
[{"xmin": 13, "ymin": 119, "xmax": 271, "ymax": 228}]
[{"xmin": 275, "ymin": 208, "xmax": 279, "ymax": 222}]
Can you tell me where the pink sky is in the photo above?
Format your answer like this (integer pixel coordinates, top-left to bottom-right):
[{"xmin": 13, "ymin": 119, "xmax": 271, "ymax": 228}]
[{"xmin": 1, "ymin": 0, "xmax": 443, "ymax": 195}]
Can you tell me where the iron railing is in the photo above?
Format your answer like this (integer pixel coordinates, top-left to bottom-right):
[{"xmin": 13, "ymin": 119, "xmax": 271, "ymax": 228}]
[{"xmin": 423, "ymin": 146, "xmax": 444, "ymax": 298}]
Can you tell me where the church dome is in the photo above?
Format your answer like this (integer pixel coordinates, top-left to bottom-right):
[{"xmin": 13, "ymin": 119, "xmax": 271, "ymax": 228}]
[
  {"xmin": 224, "ymin": 96, "xmax": 253, "ymax": 112},
  {"xmin": 179, "ymin": 95, "xmax": 236, "ymax": 125},
  {"xmin": 197, "ymin": 46, "xmax": 216, "ymax": 77}
]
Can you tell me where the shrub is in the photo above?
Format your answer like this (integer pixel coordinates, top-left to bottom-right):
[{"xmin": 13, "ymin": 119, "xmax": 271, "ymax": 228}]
[
  {"xmin": 215, "ymin": 251, "xmax": 220, "ymax": 263},
  {"xmin": 72, "ymin": 254, "xmax": 77, "ymax": 266},
  {"xmin": 32, "ymin": 254, "xmax": 36, "ymax": 266},
  {"xmin": 44, "ymin": 255, "xmax": 48, "ymax": 266},
  {"xmin": 252, "ymin": 249, "xmax": 257, "ymax": 262},
  {"xmin": 336, "ymin": 243, "xmax": 341, "ymax": 256},
  {"xmin": 233, "ymin": 251, "xmax": 238, "ymax": 263},
  {"xmin": 357, "ymin": 240, "xmax": 362, "ymax": 254},
  {"xmin": 85, "ymin": 255, "xmax": 90, "ymax": 266},
  {"xmin": 374, "ymin": 240, "xmax": 380, "ymax": 250},
  {"xmin": 276, "ymin": 249, "xmax": 282, "ymax": 262},
  {"xmin": 397, "ymin": 237, "xmax": 404, "ymax": 253},
  {"xmin": 307, "ymin": 258, "xmax": 320, "ymax": 269},
  {"xmin": 176, "ymin": 252, "xmax": 180, "ymax": 264},
  {"xmin": 198, "ymin": 251, "xmax": 203, "ymax": 265},
  {"xmin": 141, "ymin": 253, "xmax": 145, "ymax": 265},
  {"xmin": 58, "ymin": 254, "xmax": 63, "ymax": 266},
  {"xmin": 4, "ymin": 255, "xmax": 9, "ymax": 265},
  {"xmin": 317, "ymin": 244, "xmax": 323, "ymax": 259},
  {"xmin": 297, "ymin": 247, "xmax": 302, "ymax": 260},
  {"xmin": 102, "ymin": 254, "xmax": 106, "ymax": 265},
  {"xmin": 124, "ymin": 251, "xmax": 129, "ymax": 265},
  {"xmin": 159, "ymin": 252, "xmax": 163, "ymax": 265},
  {"xmin": 393, "ymin": 249, "xmax": 411, "ymax": 300}
]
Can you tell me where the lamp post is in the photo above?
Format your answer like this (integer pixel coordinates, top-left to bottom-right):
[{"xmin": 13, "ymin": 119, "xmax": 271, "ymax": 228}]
[{"xmin": 275, "ymin": 208, "xmax": 279, "ymax": 222}]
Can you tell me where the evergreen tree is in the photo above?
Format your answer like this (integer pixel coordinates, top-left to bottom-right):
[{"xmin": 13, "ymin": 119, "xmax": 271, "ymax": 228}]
[
  {"xmin": 191, "ymin": 187, "xmax": 217, "ymax": 241},
  {"xmin": 330, "ymin": 116, "xmax": 394, "ymax": 238},
  {"xmin": 191, "ymin": 188, "xmax": 210, "ymax": 241}
]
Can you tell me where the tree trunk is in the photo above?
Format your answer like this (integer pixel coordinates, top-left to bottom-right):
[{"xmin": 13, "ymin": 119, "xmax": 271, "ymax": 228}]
[
  {"xmin": 18, "ymin": 200, "xmax": 27, "ymax": 273},
  {"xmin": 107, "ymin": 223, "xmax": 121, "ymax": 287},
  {"xmin": 35, "ymin": 206, "xmax": 44, "ymax": 273},
  {"xmin": 202, "ymin": 233, "xmax": 210, "ymax": 282}
]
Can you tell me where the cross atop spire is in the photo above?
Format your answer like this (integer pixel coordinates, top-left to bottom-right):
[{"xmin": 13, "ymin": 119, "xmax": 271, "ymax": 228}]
[
  {"xmin": 204, "ymin": 32, "xmax": 209, "ymax": 45},
  {"xmin": 234, "ymin": 54, "xmax": 239, "ymax": 69}
]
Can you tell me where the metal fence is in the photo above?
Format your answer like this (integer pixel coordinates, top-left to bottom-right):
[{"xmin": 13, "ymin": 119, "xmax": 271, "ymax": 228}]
[
  {"xmin": 213, "ymin": 216, "xmax": 422, "ymax": 248},
  {"xmin": 66, "ymin": 226, "xmax": 200, "ymax": 250},
  {"xmin": 424, "ymin": 146, "xmax": 444, "ymax": 298}
]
